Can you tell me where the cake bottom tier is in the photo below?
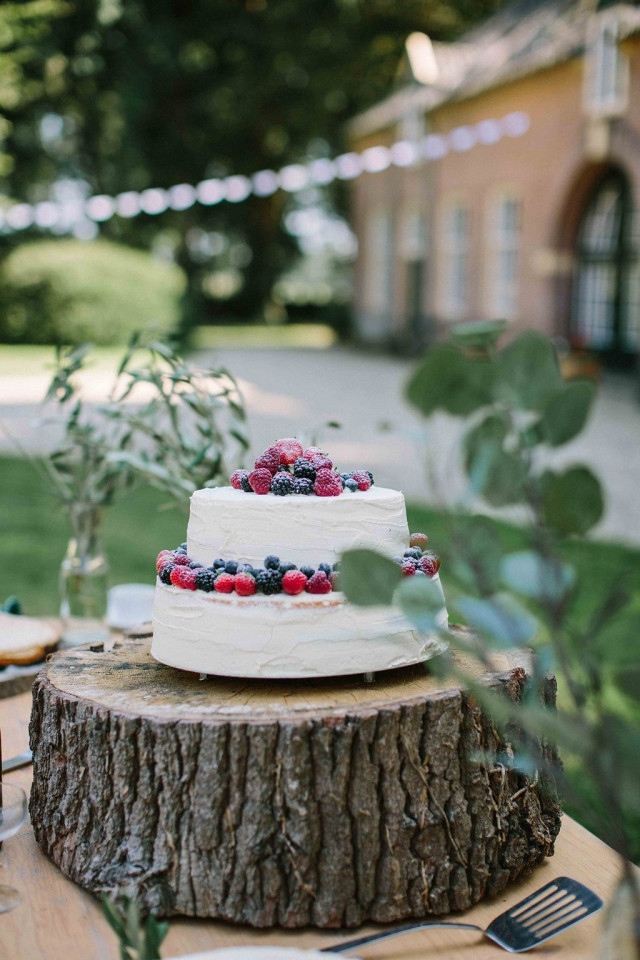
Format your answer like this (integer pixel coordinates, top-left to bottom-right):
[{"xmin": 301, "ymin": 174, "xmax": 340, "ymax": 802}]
[{"xmin": 152, "ymin": 576, "xmax": 448, "ymax": 678}]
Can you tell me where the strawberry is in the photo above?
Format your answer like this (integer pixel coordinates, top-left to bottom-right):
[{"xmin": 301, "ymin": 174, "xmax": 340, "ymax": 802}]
[
  {"xmin": 214, "ymin": 573, "xmax": 235, "ymax": 593},
  {"xmin": 275, "ymin": 438, "xmax": 304, "ymax": 464},
  {"xmin": 409, "ymin": 532, "xmax": 429, "ymax": 550},
  {"xmin": 303, "ymin": 446, "xmax": 324, "ymax": 459},
  {"xmin": 234, "ymin": 572, "xmax": 257, "ymax": 596},
  {"xmin": 170, "ymin": 566, "xmax": 197, "ymax": 590},
  {"xmin": 282, "ymin": 570, "xmax": 308, "ymax": 595},
  {"xmin": 305, "ymin": 571, "xmax": 332, "ymax": 594}
]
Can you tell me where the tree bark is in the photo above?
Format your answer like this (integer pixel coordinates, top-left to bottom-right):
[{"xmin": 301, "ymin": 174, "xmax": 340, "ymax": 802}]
[{"xmin": 29, "ymin": 636, "xmax": 561, "ymax": 927}]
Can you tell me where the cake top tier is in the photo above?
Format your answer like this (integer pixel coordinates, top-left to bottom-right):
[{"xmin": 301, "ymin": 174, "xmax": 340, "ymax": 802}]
[{"xmin": 187, "ymin": 485, "xmax": 409, "ymax": 568}]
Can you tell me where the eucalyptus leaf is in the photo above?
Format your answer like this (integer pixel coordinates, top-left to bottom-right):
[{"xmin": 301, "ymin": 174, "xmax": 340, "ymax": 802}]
[
  {"xmin": 477, "ymin": 447, "xmax": 526, "ymax": 507},
  {"xmin": 395, "ymin": 575, "xmax": 446, "ymax": 633},
  {"xmin": 497, "ymin": 331, "xmax": 562, "ymax": 410},
  {"xmin": 541, "ymin": 466, "xmax": 604, "ymax": 536},
  {"xmin": 339, "ymin": 549, "xmax": 402, "ymax": 607},
  {"xmin": 501, "ymin": 550, "xmax": 576, "ymax": 601},
  {"xmin": 454, "ymin": 592, "xmax": 538, "ymax": 648},
  {"xmin": 450, "ymin": 318, "xmax": 508, "ymax": 352},
  {"xmin": 406, "ymin": 345, "xmax": 493, "ymax": 418},
  {"xmin": 538, "ymin": 380, "xmax": 595, "ymax": 446}
]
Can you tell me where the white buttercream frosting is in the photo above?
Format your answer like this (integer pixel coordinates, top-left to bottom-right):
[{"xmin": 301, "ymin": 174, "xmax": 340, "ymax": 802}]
[
  {"xmin": 152, "ymin": 577, "xmax": 448, "ymax": 679},
  {"xmin": 187, "ymin": 485, "xmax": 409, "ymax": 568}
]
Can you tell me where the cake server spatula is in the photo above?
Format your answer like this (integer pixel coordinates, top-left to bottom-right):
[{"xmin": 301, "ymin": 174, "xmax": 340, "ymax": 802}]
[{"xmin": 322, "ymin": 877, "xmax": 603, "ymax": 954}]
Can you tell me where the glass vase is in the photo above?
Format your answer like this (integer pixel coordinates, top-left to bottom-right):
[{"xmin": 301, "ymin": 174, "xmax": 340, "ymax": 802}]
[{"xmin": 59, "ymin": 503, "xmax": 109, "ymax": 646}]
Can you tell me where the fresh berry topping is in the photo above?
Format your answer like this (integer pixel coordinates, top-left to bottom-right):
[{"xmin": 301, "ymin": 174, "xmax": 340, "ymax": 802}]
[
  {"xmin": 158, "ymin": 563, "xmax": 175, "ymax": 584},
  {"xmin": 303, "ymin": 446, "xmax": 324, "ymax": 459},
  {"xmin": 240, "ymin": 474, "xmax": 253, "ymax": 492},
  {"xmin": 366, "ymin": 471, "xmax": 375, "ymax": 485},
  {"xmin": 212, "ymin": 558, "xmax": 226, "ymax": 569},
  {"xmin": 214, "ymin": 573, "xmax": 235, "ymax": 593},
  {"xmin": 279, "ymin": 561, "xmax": 297, "ymax": 573},
  {"xmin": 277, "ymin": 464, "xmax": 291, "ymax": 472},
  {"xmin": 414, "ymin": 569, "xmax": 426, "ymax": 576},
  {"xmin": 271, "ymin": 472, "xmax": 295, "ymax": 496},
  {"xmin": 265, "ymin": 555, "xmax": 280, "ymax": 569},
  {"xmin": 419, "ymin": 553, "xmax": 441, "ymax": 576},
  {"xmin": 180, "ymin": 542, "xmax": 188, "ymax": 550},
  {"xmin": 318, "ymin": 562, "xmax": 332, "ymax": 574},
  {"xmin": 156, "ymin": 550, "xmax": 173, "ymax": 571},
  {"xmin": 234, "ymin": 572, "xmax": 257, "ymax": 596},
  {"xmin": 256, "ymin": 568, "xmax": 283, "ymax": 594},
  {"xmin": 248, "ymin": 468, "xmax": 273, "ymax": 495},
  {"xmin": 195, "ymin": 569, "xmax": 217, "ymax": 592},
  {"xmin": 314, "ymin": 468, "xmax": 343, "ymax": 497},
  {"xmin": 404, "ymin": 548, "xmax": 423, "ymax": 560},
  {"xmin": 254, "ymin": 446, "xmax": 281, "ymax": 475},
  {"xmin": 293, "ymin": 478, "xmax": 313, "ymax": 495},
  {"xmin": 172, "ymin": 553, "xmax": 191, "ymax": 566},
  {"xmin": 230, "ymin": 469, "xmax": 249, "ymax": 490},
  {"xmin": 275, "ymin": 438, "xmax": 304, "ymax": 464},
  {"xmin": 329, "ymin": 571, "xmax": 340, "ymax": 590},
  {"xmin": 189, "ymin": 561, "xmax": 204, "ymax": 569},
  {"xmin": 174, "ymin": 547, "xmax": 187, "ymax": 555},
  {"xmin": 224, "ymin": 560, "xmax": 239, "ymax": 575},
  {"xmin": 300, "ymin": 565, "xmax": 315, "ymax": 578},
  {"xmin": 409, "ymin": 532, "xmax": 430, "ymax": 550},
  {"xmin": 305, "ymin": 571, "xmax": 332, "ymax": 594},
  {"xmin": 344, "ymin": 478, "xmax": 359, "ymax": 492},
  {"xmin": 401, "ymin": 560, "xmax": 417, "ymax": 576},
  {"xmin": 293, "ymin": 458, "xmax": 316, "ymax": 481},
  {"xmin": 282, "ymin": 570, "xmax": 308, "ymax": 595},
  {"xmin": 351, "ymin": 470, "xmax": 371, "ymax": 491},
  {"xmin": 170, "ymin": 565, "xmax": 197, "ymax": 590},
  {"xmin": 310, "ymin": 454, "xmax": 333, "ymax": 471}
]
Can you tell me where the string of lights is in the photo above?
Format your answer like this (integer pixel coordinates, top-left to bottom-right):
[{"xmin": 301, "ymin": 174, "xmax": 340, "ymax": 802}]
[{"xmin": 0, "ymin": 112, "xmax": 529, "ymax": 235}]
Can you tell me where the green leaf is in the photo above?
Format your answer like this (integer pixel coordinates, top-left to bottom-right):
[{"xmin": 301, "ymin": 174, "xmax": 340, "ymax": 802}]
[
  {"xmin": 339, "ymin": 549, "xmax": 402, "ymax": 607},
  {"xmin": 395, "ymin": 575, "xmax": 446, "ymax": 633},
  {"xmin": 477, "ymin": 448, "xmax": 526, "ymax": 507},
  {"xmin": 454, "ymin": 592, "xmax": 538, "ymax": 648},
  {"xmin": 501, "ymin": 550, "xmax": 576, "ymax": 601},
  {"xmin": 464, "ymin": 413, "xmax": 509, "ymax": 471},
  {"xmin": 541, "ymin": 466, "xmax": 604, "ymax": 536},
  {"xmin": 450, "ymin": 318, "xmax": 508, "ymax": 352},
  {"xmin": 406, "ymin": 346, "xmax": 494, "ymax": 417},
  {"xmin": 538, "ymin": 381, "xmax": 595, "ymax": 446},
  {"xmin": 448, "ymin": 515, "xmax": 504, "ymax": 595},
  {"xmin": 497, "ymin": 331, "xmax": 562, "ymax": 410},
  {"xmin": 613, "ymin": 665, "xmax": 640, "ymax": 703}
]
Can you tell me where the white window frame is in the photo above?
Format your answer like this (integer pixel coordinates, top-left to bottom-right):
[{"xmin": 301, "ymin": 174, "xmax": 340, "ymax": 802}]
[
  {"xmin": 486, "ymin": 190, "xmax": 521, "ymax": 321},
  {"xmin": 365, "ymin": 208, "xmax": 395, "ymax": 317},
  {"xmin": 441, "ymin": 199, "xmax": 470, "ymax": 320},
  {"xmin": 584, "ymin": 11, "xmax": 629, "ymax": 118}
]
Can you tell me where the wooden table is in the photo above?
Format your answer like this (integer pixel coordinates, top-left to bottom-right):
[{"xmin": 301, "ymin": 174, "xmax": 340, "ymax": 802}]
[{"xmin": 0, "ymin": 689, "xmax": 620, "ymax": 960}]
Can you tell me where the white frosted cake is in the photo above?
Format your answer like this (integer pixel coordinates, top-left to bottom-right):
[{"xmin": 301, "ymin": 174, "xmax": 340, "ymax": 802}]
[{"xmin": 152, "ymin": 439, "xmax": 447, "ymax": 679}]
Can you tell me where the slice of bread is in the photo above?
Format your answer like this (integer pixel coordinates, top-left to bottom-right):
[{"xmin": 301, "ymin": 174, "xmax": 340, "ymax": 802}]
[{"xmin": 0, "ymin": 613, "xmax": 60, "ymax": 667}]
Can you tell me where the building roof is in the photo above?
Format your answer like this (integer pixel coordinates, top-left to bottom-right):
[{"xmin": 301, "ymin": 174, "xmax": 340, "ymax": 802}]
[{"xmin": 347, "ymin": 0, "xmax": 640, "ymax": 140}]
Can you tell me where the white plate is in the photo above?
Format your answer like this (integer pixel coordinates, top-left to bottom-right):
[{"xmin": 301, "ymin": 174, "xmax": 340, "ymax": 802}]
[{"xmin": 171, "ymin": 949, "xmax": 357, "ymax": 960}]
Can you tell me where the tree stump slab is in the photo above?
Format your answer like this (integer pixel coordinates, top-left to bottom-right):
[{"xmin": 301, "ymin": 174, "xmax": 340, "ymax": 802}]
[{"xmin": 29, "ymin": 635, "xmax": 561, "ymax": 928}]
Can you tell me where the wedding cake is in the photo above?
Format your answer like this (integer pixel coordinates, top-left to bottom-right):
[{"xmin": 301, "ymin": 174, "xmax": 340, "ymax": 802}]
[{"xmin": 151, "ymin": 439, "xmax": 447, "ymax": 678}]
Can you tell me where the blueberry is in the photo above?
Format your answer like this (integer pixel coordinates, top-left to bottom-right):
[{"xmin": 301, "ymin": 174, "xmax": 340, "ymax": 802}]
[
  {"xmin": 279, "ymin": 562, "xmax": 297, "ymax": 573},
  {"xmin": 265, "ymin": 555, "xmax": 280, "ymax": 570},
  {"xmin": 318, "ymin": 562, "xmax": 332, "ymax": 574},
  {"xmin": 300, "ymin": 565, "xmax": 315, "ymax": 578},
  {"xmin": 189, "ymin": 561, "xmax": 204, "ymax": 569},
  {"xmin": 180, "ymin": 542, "xmax": 187, "ymax": 551},
  {"xmin": 345, "ymin": 478, "xmax": 358, "ymax": 492},
  {"xmin": 213, "ymin": 558, "xmax": 226, "ymax": 569},
  {"xmin": 340, "ymin": 472, "xmax": 352, "ymax": 481},
  {"xmin": 404, "ymin": 548, "xmax": 422, "ymax": 560},
  {"xmin": 175, "ymin": 547, "xmax": 187, "ymax": 555},
  {"xmin": 224, "ymin": 560, "xmax": 239, "ymax": 574}
]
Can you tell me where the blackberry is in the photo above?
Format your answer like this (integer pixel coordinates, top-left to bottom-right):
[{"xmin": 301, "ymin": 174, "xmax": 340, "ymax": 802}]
[
  {"xmin": 159, "ymin": 563, "xmax": 175, "ymax": 584},
  {"xmin": 345, "ymin": 478, "xmax": 358, "ymax": 492},
  {"xmin": 213, "ymin": 558, "xmax": 226, "ymax": 569},
  {"xmin": 293, "ymin": 458, "xmax": 316, "ymax": 481},
  {"xmin": 224, "ymin": 560, "xmax": 239, "ymax": 575},
  {"xmin": 189, "ymin": 561, "xmax": 204, "ymax": 569},
  {"xmin": 195, "ymin": 569, "xmax": 217, "ymax": 592},
  {"xmin": 265, "ymin": 555, "xmax": 280, "ymax": 570},
  {"xmin": 255, "ymin": 569, "xmax": 283, "ymax": 595},
  {"xmin": 367, "ymin": 471, "xmax": 375, "ymax": 485},
  {"xmin": 318, "ymin": 562, "xmax": 332, "ymax": 574},
  {"xmin": 293, "ymin": 478, "xmax": 313, "ymax": 495},
  {"xmin": 277, "ymin": 464, "xmax": 291, "ymax": 472},
  {"xmin": 404, "ymin": 548, "xmax": 422, "ymax": 560},
  {"xmin": 271, "ymin": 473, "xmax": 294, "ymax": 496},
  {"xmin": 300, "ymin": 565, "xmax": 315, "ymax": 578},
  {"xmin": 240, "ymin": 474, "xmax": 253, "ymax": 492},
  {"xmin": 279, "ymin": 561, "xmax": 297, "ymax": 573}
]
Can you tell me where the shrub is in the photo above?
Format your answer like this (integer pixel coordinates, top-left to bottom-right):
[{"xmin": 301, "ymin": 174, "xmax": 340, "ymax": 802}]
[{"xmin": 0, "ymin": 239, "xmax": 186, "ymax": 345}]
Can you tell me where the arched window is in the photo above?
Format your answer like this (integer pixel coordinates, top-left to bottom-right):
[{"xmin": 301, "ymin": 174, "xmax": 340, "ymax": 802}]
[{"xmin": 573, "ymin": 171, "xmax": 639, "ymax": 359}]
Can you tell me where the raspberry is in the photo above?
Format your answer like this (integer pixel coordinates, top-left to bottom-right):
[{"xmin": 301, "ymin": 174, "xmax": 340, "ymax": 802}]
[
  {"xmin": 172, "ymin": 553, "xmax": 191, "ymax": 566},
  {"xmin": 254, "ymin": 446, "xmax": 281, "ymax": 475},
  {"xmin": 303, "ymin": 446, "xmax": 324, "ymax": 459},
  {"xmin": 234, "ymin": 572, "xmax": 257, "ymax": 596},
  {"xmin": 271, "ymin": 473, "xmax": 295, "ymax": 496},
  {"xmin": 265, "ymin": 555, "xmax": 280, "ymax": 569},
  {"xmin": 305, "ymin": 571, "xmax": 332, "ymax": 594},
  {"xmin": 170, "ymin": 566, "xmax": 197, "ymax": 590},
  {"xmin": 344, "ymin": 478, "xmax": 358, "ymax": 492},
  {"xmin": 156, "ymin": 550, "xmax": 173, "ymax": 571},
  {"xmin": 293, "ymin": 458, "xmax": 316, "ymax": 481},
  {"xmin": 249, "ymin": 468, "xmax": 273, "ymax": 495},
  {"xmin": 419, "ymin": 553, "xmax": 441, "ymax": 576},
  {"xmin": 282, "ymin": 570, "xmax": 308, "ymax": 595},
  {"xmin": 275, "ymin": 438, "xmax": 304, "ymax": 465},
  {"xmin": 195, "ymin": 569, "xmax": 217, "ymax": 592},
  {"xmin": 158, "ymin": 562, "xmax": 175, "ymax": 584},
  {"xmin": 310, "ymin": 454, "xmax": 333, "ymax": 471},
  {"xmin": 255, "ymin": 569, "xmax": 282, "ymax": 594},
  {"xmin": 214, "ymin": 573, "xmax": 235, "ymax": 593},
  {"xmin": 409, "ymin": 532, "xmax": 429, "ymax": 550},
  {"xmin": 351, "ymin": 470, "xmax": 371, "ymax": 492},
  {"xmin": 314, "ymin": 468, "xmax": 343, "ymax": 497},
  {"xmin": 230, "ymin": 469, "xmax": 249, "ymax": 490},
  {"xmin": 401, "ymin": 560, "xmax": 416, "ymax": 576},
  {"xmin": 293, "ymin": 478, "xmax": 313, "ymax": 495}
]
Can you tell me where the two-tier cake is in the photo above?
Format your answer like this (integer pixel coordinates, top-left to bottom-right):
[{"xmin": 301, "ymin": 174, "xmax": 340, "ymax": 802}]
[{"xmin": 152, "ymin": 439, "xmax": 447, "ymax": 678}]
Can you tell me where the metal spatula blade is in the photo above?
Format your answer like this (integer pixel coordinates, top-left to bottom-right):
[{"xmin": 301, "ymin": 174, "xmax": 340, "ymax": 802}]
[
  {"xmin": 485, "ymin": 877, "xmax": 603, "ymax": 952},
  {"xmin": 323, "ymin": 876, "xmax": 603, "ymax": 954}
]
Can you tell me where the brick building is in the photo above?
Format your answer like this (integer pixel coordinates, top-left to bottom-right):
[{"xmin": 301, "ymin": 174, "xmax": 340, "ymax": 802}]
[{"xmin": 347, "ymin": 0, "xmax": 640, "ymax": 365}]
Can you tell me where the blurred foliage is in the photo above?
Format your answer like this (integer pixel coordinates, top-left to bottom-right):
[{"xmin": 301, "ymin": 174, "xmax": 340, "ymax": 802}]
[
  {"xmin": 0, "ymin": 0, "xmax": 506, "ymax": 321},
  {"xmin": 341, "ymin": 328, "xmax": 640, "ymax": 938},
  {"xmin": 102, "ymin": 895, "xmax": 168, "ymax": 960},
  {"xmin": 0, "ymin": 238, "xmax": 186, "ymax": 344}
]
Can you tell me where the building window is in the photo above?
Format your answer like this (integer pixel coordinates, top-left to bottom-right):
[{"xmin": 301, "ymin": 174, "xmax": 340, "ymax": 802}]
[
  {"xmin": 585, "ymin": 15, "xmax": 629, "ymax": 117},
  {"xmin": 488, "ymin": 194, "xmax": 521, "ymax": 319},
  {"xmin": 365, "ymin": 210, "xmax": 395, "ymax": 320},
  {"xmin": 442, "ymin": 202, "xmax": 469, "ymax": 319}
]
